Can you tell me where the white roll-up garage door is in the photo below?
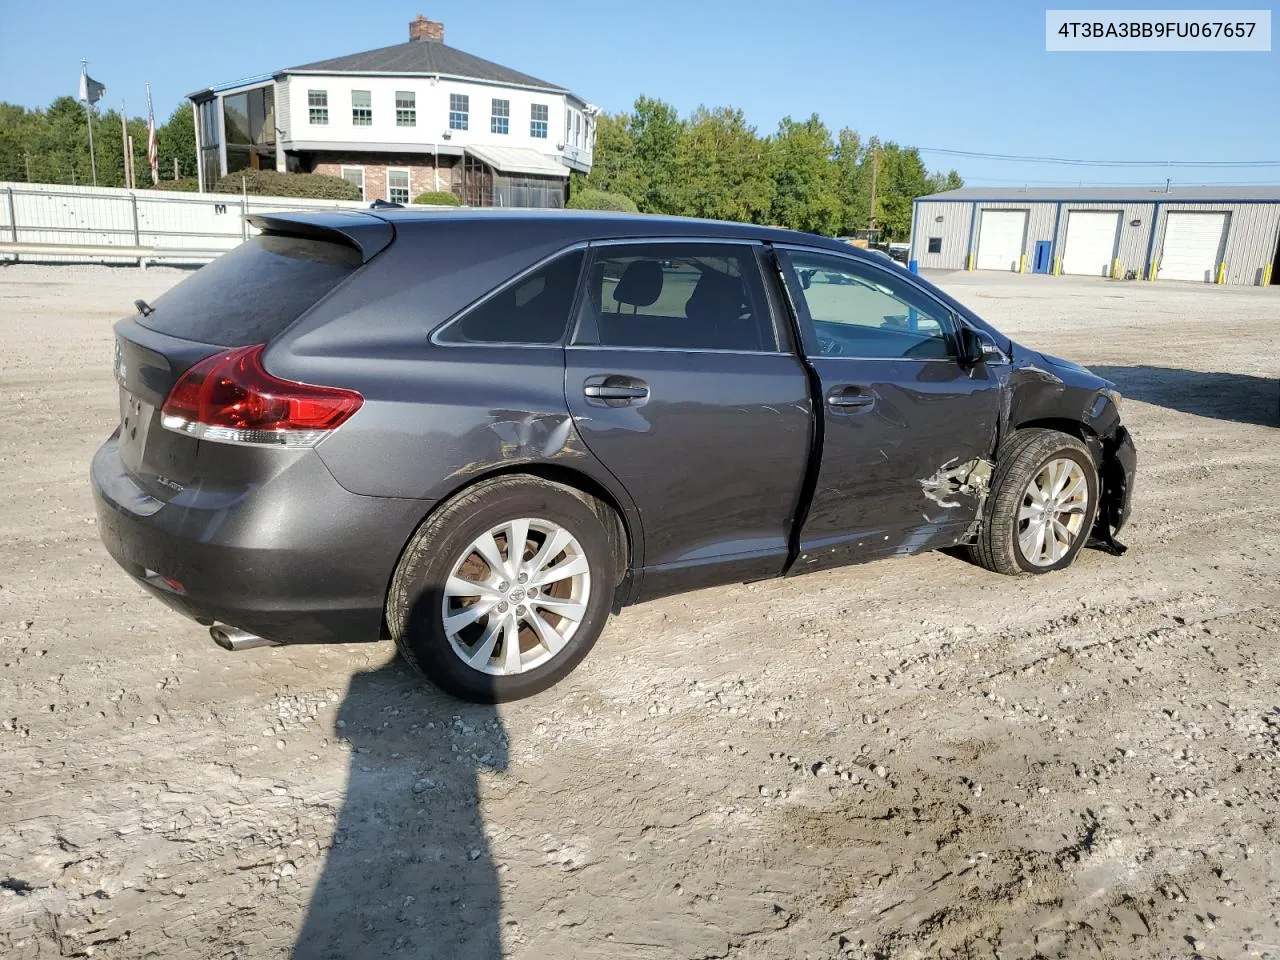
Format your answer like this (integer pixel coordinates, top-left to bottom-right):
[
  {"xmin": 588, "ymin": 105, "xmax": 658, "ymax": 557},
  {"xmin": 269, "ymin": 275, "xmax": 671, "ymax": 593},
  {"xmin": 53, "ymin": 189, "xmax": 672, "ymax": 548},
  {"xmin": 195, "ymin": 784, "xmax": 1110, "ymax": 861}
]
[
  {"xmin": 1061, "ymin": 211, "xmax": 1121, "ymax": 277},
  {"xmin": 976, "ymin": 210, "xmax": 1028, "ymax": 271},
  {"xmin": 1159, "ymin": 212, "xmax": 1229, "ymax": 282}
]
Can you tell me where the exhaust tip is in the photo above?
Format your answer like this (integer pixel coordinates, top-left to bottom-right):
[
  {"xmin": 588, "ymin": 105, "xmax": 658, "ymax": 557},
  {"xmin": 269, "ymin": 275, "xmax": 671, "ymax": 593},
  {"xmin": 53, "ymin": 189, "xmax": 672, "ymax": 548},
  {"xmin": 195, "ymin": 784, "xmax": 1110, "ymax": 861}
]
[{"xmin": 210, "ymin": 624, "xmax": 273, "ymax": 652}]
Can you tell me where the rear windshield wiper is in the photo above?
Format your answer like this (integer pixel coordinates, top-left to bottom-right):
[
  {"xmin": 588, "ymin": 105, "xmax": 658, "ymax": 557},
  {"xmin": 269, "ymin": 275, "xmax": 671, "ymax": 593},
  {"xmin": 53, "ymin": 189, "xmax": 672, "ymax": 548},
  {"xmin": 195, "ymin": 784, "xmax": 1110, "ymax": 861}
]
[{"xmin": 134, "ymin": 299, "xmax": 155, "ymax": 317}]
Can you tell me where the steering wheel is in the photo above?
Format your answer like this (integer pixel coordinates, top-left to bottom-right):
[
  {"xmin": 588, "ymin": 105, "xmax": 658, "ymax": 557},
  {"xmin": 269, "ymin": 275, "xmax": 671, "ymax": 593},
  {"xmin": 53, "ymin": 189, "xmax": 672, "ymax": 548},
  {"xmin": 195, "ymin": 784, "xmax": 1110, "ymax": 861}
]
[{"xmin": 817, "ymin": 334, "xmax": 843, "ymax": 356}]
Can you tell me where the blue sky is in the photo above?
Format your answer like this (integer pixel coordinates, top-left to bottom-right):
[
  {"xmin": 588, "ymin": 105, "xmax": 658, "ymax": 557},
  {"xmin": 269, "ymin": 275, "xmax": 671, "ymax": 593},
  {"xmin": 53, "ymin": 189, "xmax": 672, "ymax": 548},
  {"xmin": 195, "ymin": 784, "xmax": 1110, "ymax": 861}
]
[{"xmin": 1, "ymin": 0, "xmax": 1276, "ymax": 185}]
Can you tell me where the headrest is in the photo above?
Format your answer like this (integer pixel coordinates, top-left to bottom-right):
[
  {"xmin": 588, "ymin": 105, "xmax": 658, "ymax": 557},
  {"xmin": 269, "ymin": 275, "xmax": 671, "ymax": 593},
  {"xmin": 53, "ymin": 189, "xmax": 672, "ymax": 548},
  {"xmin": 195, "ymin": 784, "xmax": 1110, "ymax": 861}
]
[
  {"xmin": 685, "ymin": 269, "xmax": 744, "ymax": 320},
  {"xmin": 612, "ymin": 259, "xmax": 663, "ymax": 307}
]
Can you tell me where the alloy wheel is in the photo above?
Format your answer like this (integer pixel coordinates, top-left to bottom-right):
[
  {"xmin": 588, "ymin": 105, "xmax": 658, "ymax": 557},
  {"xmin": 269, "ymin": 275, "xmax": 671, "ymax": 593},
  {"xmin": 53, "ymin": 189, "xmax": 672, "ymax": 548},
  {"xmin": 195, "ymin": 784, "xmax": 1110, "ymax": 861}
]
[
  {"xmin": 1017, "ymin": 457, "xmax": 1090, "ymax": 567},
  {"xmin": 442, "ymin": 518, "xmax": 591, "ymax": 675}
]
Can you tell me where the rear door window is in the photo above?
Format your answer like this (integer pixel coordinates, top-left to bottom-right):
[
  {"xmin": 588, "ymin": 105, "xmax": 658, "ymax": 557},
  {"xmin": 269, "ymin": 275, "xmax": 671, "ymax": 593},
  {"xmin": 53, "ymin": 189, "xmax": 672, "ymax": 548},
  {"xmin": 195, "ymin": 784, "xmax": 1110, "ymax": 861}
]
[
  {"xmin": 436, "ymin": 249, "xmax": 585, "ymax": 345},
  {"xmin": 137, "ymin": 234, "xmax": 361, "ymax": 346},
  {"xmin": 573, "ymin": 243, "xmax": 777, "ymax": 352}
]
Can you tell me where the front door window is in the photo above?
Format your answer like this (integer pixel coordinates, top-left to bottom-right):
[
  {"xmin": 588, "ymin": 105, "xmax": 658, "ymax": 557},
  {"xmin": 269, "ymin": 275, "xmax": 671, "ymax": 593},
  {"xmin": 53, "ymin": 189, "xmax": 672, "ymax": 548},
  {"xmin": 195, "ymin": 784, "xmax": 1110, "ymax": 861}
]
[{"xmin": 780, "ymin": 251, "xmax": 955, "ymax": 360}]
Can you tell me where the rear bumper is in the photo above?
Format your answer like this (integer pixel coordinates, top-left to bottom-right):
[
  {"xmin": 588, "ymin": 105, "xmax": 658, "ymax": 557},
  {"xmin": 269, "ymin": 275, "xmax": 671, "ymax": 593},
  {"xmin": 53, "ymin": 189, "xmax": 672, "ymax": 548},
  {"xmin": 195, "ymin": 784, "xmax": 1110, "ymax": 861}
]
[{"xmin": 91, "ymin": 430, "xmax": 431, "ymax": 644}]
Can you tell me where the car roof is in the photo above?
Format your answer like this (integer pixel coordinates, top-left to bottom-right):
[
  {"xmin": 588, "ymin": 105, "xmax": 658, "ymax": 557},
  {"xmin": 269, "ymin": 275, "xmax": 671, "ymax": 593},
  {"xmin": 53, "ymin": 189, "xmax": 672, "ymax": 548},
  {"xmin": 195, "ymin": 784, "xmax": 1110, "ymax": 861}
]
[{"xmin": 360, "ymin": 207, "xmax": 870, "ymax": 258}]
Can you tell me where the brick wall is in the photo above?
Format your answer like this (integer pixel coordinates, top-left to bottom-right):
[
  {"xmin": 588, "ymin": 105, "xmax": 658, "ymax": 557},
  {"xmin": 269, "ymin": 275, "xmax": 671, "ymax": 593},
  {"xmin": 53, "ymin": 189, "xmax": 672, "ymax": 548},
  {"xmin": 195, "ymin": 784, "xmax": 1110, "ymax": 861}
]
[{"xmin": 306, "ymin": 153, "xmax": 458, "ymax": 202}]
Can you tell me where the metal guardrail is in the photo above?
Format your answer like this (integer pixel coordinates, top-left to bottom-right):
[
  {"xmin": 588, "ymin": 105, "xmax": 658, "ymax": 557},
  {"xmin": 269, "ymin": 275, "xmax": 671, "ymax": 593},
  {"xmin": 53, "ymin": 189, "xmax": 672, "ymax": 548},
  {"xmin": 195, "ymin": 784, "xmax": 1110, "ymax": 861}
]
[
  {"xmin": 0, "ymin": 181, "xmax": 368, "ymax": 267},
  {"xmin": 0, "ymin": 241, "xmax": 226, "ymax": 268}
]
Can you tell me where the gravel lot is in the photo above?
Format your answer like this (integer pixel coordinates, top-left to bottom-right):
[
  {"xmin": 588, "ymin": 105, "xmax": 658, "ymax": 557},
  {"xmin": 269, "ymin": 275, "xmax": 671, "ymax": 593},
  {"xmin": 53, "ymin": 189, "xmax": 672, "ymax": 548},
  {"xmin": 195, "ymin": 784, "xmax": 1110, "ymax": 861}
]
[{"xmin": 1, "ymin": 263, "xmax": 1277, "ymax": 960}]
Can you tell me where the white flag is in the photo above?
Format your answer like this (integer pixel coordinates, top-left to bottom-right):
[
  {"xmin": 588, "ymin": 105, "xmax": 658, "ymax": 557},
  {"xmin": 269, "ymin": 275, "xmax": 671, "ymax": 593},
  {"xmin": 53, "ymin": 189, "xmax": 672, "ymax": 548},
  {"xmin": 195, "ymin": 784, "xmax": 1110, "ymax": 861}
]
[{"xmin": 79, "ymin": 71, "xmax": 105, "ymax": 105}]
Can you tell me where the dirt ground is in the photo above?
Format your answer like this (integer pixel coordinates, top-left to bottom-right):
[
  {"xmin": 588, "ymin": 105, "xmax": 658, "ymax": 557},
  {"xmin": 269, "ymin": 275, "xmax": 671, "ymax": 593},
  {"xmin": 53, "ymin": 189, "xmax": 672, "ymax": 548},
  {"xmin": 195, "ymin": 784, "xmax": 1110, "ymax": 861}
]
[{"xmin": 1, "ymin": 263, "xmax": 1277, "ymax": 960}]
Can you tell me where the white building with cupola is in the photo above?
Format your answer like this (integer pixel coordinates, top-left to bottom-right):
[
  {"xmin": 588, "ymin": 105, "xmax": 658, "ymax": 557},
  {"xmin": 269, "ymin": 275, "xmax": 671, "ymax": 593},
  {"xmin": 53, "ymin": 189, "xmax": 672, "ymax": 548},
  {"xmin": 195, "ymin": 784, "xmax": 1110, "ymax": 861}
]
[{"xmin": 188, "ymin": 15, "xmax": 598, "ymax": 206}]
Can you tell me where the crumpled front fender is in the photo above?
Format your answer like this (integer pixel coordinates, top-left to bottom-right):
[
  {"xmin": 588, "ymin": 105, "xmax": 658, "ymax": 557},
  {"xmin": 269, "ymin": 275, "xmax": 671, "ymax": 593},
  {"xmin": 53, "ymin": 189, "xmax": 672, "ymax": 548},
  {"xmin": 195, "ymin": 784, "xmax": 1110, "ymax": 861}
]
[{"xmin": 1092, "ymin": 424, "xmax": 1136, "ymax": 553}]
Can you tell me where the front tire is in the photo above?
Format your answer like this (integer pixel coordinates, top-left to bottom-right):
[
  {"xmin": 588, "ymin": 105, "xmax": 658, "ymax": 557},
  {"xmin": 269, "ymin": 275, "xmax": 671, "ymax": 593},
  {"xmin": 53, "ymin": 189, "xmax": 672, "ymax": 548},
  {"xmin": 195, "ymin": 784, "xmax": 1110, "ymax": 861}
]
[
  {"xmin": 968, "ymin": 429, "xmax": 1099, "ymax": 576},
  {"xmin": 388, "ymin": 476, "xmax": 619, "ymax": 702}
]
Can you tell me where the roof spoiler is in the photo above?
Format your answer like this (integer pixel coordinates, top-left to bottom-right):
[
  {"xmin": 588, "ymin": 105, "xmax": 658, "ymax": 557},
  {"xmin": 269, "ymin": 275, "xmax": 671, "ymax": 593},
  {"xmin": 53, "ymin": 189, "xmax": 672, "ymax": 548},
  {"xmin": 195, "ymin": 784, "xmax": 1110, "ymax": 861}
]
[{"xmin": 245, "ymin": 210, "xmax": 396, "ymax": 263}]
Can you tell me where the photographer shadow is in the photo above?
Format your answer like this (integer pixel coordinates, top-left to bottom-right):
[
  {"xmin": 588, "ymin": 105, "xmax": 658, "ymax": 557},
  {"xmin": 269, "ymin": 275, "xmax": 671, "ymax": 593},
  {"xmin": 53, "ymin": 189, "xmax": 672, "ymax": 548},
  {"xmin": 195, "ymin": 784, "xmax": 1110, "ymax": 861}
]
[{"xmin": 293, "ymin": 593, "xmax": 508, "ymax": 959}]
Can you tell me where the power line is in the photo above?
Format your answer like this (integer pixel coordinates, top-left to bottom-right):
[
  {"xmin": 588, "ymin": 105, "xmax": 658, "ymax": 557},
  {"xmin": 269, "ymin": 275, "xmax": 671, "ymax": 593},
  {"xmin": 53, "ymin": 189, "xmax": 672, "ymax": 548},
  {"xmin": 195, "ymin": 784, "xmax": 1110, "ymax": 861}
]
[
  {"xmin": 918, "ymin": 147, "xmax": 1280, "ymax": 168},
  {"xmin": 958, "ymin": 175, "xmax": 1280, "ymax": 186}
]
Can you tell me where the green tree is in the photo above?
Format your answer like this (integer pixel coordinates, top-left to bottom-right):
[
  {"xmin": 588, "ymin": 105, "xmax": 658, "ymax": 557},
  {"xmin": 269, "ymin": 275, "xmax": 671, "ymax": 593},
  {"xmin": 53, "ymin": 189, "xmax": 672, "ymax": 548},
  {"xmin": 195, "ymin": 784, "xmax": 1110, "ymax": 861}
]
[
  {"xmin": 833, "ymin": 127, "xmax": 867, "ymax": 235},
  {"xmin": 628, "ymin": 96, "xmax": 683, "ymax": 214},
  {"xmin": 770, "ymin": 114, "xmax": 841, "ymax": 235},
  {"xmin": 0, "ymin": 97, "xmax": 203, "ymax": 187},
  {"xmin": 929, "ymin": 169, "xmax": 964, "ymax": 193},
  {"xmin": 566, "ymin": 187, "xmax": 639, "ymax": 212},
  {"xmin": 674, "ymin": 106, "xmax": 774, "ymax": 223},
  {"xmin": 583, "ymin": 111, "xmax": 642, "ymax": 202},
  {"xmin": 872, "ymin": 143, "xmax": 932, "ymax": 240},
  {"xmin": 156, "ymin": 104, "xmax": 198, "ymax": 179},
  {"xmin": 9, "ymin": 97, "xmax": 105, "ymax": 185}
]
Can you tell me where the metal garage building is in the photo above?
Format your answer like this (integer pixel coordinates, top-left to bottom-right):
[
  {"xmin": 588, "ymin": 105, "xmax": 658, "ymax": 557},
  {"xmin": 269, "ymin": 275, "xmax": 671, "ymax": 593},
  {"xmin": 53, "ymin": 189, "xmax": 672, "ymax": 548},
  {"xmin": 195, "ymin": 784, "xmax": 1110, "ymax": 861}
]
[{"xmin": 909, "ymin": 185, "xmax": 1280, "ymax": 287}]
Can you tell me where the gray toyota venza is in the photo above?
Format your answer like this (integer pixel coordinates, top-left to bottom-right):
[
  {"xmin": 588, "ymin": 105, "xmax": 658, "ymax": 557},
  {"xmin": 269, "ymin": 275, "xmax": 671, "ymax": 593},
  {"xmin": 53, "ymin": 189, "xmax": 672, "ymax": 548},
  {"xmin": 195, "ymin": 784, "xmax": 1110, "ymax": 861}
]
[{"xmin": 92, "ymin": 209, "xmax": 1136, "ymax": 702}]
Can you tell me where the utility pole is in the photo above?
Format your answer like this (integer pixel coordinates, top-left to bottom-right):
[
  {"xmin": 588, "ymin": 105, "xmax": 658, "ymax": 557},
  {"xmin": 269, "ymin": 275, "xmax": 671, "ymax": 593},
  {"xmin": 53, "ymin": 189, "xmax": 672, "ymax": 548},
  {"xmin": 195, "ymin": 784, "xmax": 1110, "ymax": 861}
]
[
  {"xmin": 121, "ymin": 102, "xmax": 132, "ymax": 190},
  {"xmin": 23, "ymin": 153, "xmax": 31, "ymax": 182},
  {"xmin": 173, "ymin": 157, "xmax": 180, "ymax": 181},
  {"xmin": 868, "ymin": 143, "xmax": 879, "ymax": 236}
]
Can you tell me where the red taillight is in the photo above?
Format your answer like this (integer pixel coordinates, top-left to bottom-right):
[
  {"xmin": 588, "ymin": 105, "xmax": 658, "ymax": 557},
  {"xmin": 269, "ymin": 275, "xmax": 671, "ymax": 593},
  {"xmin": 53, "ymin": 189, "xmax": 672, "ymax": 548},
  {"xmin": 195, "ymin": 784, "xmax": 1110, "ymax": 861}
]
[{"xmin": 160, "ymin": 344, "xmax": 362, "ymax": 447}]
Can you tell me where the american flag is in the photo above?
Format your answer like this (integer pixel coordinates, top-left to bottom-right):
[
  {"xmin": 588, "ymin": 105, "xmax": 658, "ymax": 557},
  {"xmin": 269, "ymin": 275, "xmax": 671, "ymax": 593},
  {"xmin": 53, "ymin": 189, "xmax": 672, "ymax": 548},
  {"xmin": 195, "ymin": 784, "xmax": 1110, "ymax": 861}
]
[{"xmin": 146, "ymin": 83, "xmax": 158, "ymax": 185}]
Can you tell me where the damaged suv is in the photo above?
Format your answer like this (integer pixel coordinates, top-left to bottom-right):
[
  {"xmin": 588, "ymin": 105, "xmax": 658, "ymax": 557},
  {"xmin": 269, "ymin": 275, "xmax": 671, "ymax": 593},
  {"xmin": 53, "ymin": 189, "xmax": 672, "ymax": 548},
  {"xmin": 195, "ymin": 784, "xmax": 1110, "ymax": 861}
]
[{"xmin": 92, "ymin": 210, "xmax": 1136, "ymax": 702}]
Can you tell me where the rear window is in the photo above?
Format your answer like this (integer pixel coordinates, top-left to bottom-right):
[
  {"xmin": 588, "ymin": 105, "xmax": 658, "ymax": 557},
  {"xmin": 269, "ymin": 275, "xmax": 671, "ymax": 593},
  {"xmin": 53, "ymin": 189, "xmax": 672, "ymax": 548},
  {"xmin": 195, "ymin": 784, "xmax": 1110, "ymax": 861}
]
[
  {"xmin": 138, "ymin": 234, "xmax": 361, "ymax": 346},
  {"xmin": 436, "ymin": 249, "xmax": 584, "ymax": 345}
]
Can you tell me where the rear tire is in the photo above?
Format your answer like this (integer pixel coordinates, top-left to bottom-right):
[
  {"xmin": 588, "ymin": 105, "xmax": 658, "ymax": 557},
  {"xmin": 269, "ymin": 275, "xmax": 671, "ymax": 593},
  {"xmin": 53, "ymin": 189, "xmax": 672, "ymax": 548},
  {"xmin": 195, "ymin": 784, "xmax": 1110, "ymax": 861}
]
[
  {"xmin": 968, "ymin": 429, "xmax": 1098, "ymax": 576},
  {"xmin": 388, "ymin": 476, "xmax": 619, "ymax": 703}
]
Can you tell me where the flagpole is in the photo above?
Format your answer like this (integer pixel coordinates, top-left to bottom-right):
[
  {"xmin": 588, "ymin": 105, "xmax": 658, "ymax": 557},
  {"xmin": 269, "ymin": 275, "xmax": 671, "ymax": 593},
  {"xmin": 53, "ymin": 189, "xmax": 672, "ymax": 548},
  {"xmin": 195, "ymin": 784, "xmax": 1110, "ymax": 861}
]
[
  {"xmin": 146, "ymin": 82, "xmax": 158, "ymax": 186},
  {"xmin": 81, "ymin": 59, "xmax": 98, "ymax": 186},
  {"xmin": 120, "ymin": 101, "xmax": 132, "ymax": 191}
]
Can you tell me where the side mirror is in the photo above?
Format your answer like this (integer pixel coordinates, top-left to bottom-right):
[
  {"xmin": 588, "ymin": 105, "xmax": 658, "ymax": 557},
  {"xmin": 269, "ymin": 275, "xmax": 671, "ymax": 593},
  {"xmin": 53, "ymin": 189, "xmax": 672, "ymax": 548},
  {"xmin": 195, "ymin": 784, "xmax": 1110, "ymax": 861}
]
[{"xmin": 959, "ymin": 328, "xmax": 1005, "ymax": 366}]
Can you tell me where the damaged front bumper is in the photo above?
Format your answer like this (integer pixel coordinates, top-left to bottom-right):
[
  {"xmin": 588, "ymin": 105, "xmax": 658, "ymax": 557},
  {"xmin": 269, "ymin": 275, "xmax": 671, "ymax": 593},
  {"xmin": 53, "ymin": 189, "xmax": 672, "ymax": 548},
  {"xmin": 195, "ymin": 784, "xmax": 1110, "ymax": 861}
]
[{"xmin": 1093, "ymin": 425, "xmax": 1137, "ymax": 553}]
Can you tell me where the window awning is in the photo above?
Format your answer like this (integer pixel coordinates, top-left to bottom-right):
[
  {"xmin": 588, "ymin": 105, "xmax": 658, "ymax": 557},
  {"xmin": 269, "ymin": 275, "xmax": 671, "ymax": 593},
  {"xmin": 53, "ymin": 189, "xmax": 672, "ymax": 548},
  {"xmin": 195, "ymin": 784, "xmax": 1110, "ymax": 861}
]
[{"xmin": 465, "ymin": 145, "xmax": 569, "ymax": 178}]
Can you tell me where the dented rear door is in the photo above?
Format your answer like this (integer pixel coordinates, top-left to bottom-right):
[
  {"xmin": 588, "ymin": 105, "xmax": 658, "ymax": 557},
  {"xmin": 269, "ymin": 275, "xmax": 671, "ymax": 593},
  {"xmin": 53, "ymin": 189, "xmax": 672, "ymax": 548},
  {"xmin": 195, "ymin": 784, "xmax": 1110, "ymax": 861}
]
[{"xmin": 775, "ymin": 247, "xmax": 1004, "ymax": 574}]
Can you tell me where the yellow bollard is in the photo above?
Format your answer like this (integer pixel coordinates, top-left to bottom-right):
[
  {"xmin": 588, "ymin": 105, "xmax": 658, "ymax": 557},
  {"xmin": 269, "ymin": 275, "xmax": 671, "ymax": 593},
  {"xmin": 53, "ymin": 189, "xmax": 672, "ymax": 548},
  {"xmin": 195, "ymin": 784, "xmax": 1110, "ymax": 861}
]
[
  {"xmin": 1264, "ymin": 264, "xmax": 1273, "ymax": 287},
  {"xmin": 1019, "ymin": 254, "xmax": 1026, "ymax": 274},
  {"xmin": 1216, "ymin": 262, "xmax": 1226, "ymax": 284}
]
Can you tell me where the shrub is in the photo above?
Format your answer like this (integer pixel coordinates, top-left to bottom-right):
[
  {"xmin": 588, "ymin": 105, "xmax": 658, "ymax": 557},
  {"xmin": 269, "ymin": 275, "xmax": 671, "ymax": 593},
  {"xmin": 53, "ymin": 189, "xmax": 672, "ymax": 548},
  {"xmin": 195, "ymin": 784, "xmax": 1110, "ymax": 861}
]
[
  {"xmin": 412, "ymin": 190, "xmax": 462, "ymax": 206},
  {"xmin": 212, "ymin": 169, "xmax": 361, "ymax": 200},
  {"xmin": 566, "ymin": 188, "xmax": 639, "ymax": 213},
  {"xmin": 149, "ymin": 178, "xmax": 199, "ymax": 192}
]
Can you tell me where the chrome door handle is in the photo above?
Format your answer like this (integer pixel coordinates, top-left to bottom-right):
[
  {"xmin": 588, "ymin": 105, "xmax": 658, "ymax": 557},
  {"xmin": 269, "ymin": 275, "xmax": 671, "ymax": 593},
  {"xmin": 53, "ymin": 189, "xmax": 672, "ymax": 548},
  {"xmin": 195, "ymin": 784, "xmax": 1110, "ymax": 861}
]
[
  {"xmin": 827, "ymin": 386, "xmax": 875, "ymax": 409},
  {"xmin": 583, "ymin": 375, "xmax": 650, "ymax": 405},
  {"xmin": 585, "ymin": 384, "xmax": 648, "ymax": 399}
]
